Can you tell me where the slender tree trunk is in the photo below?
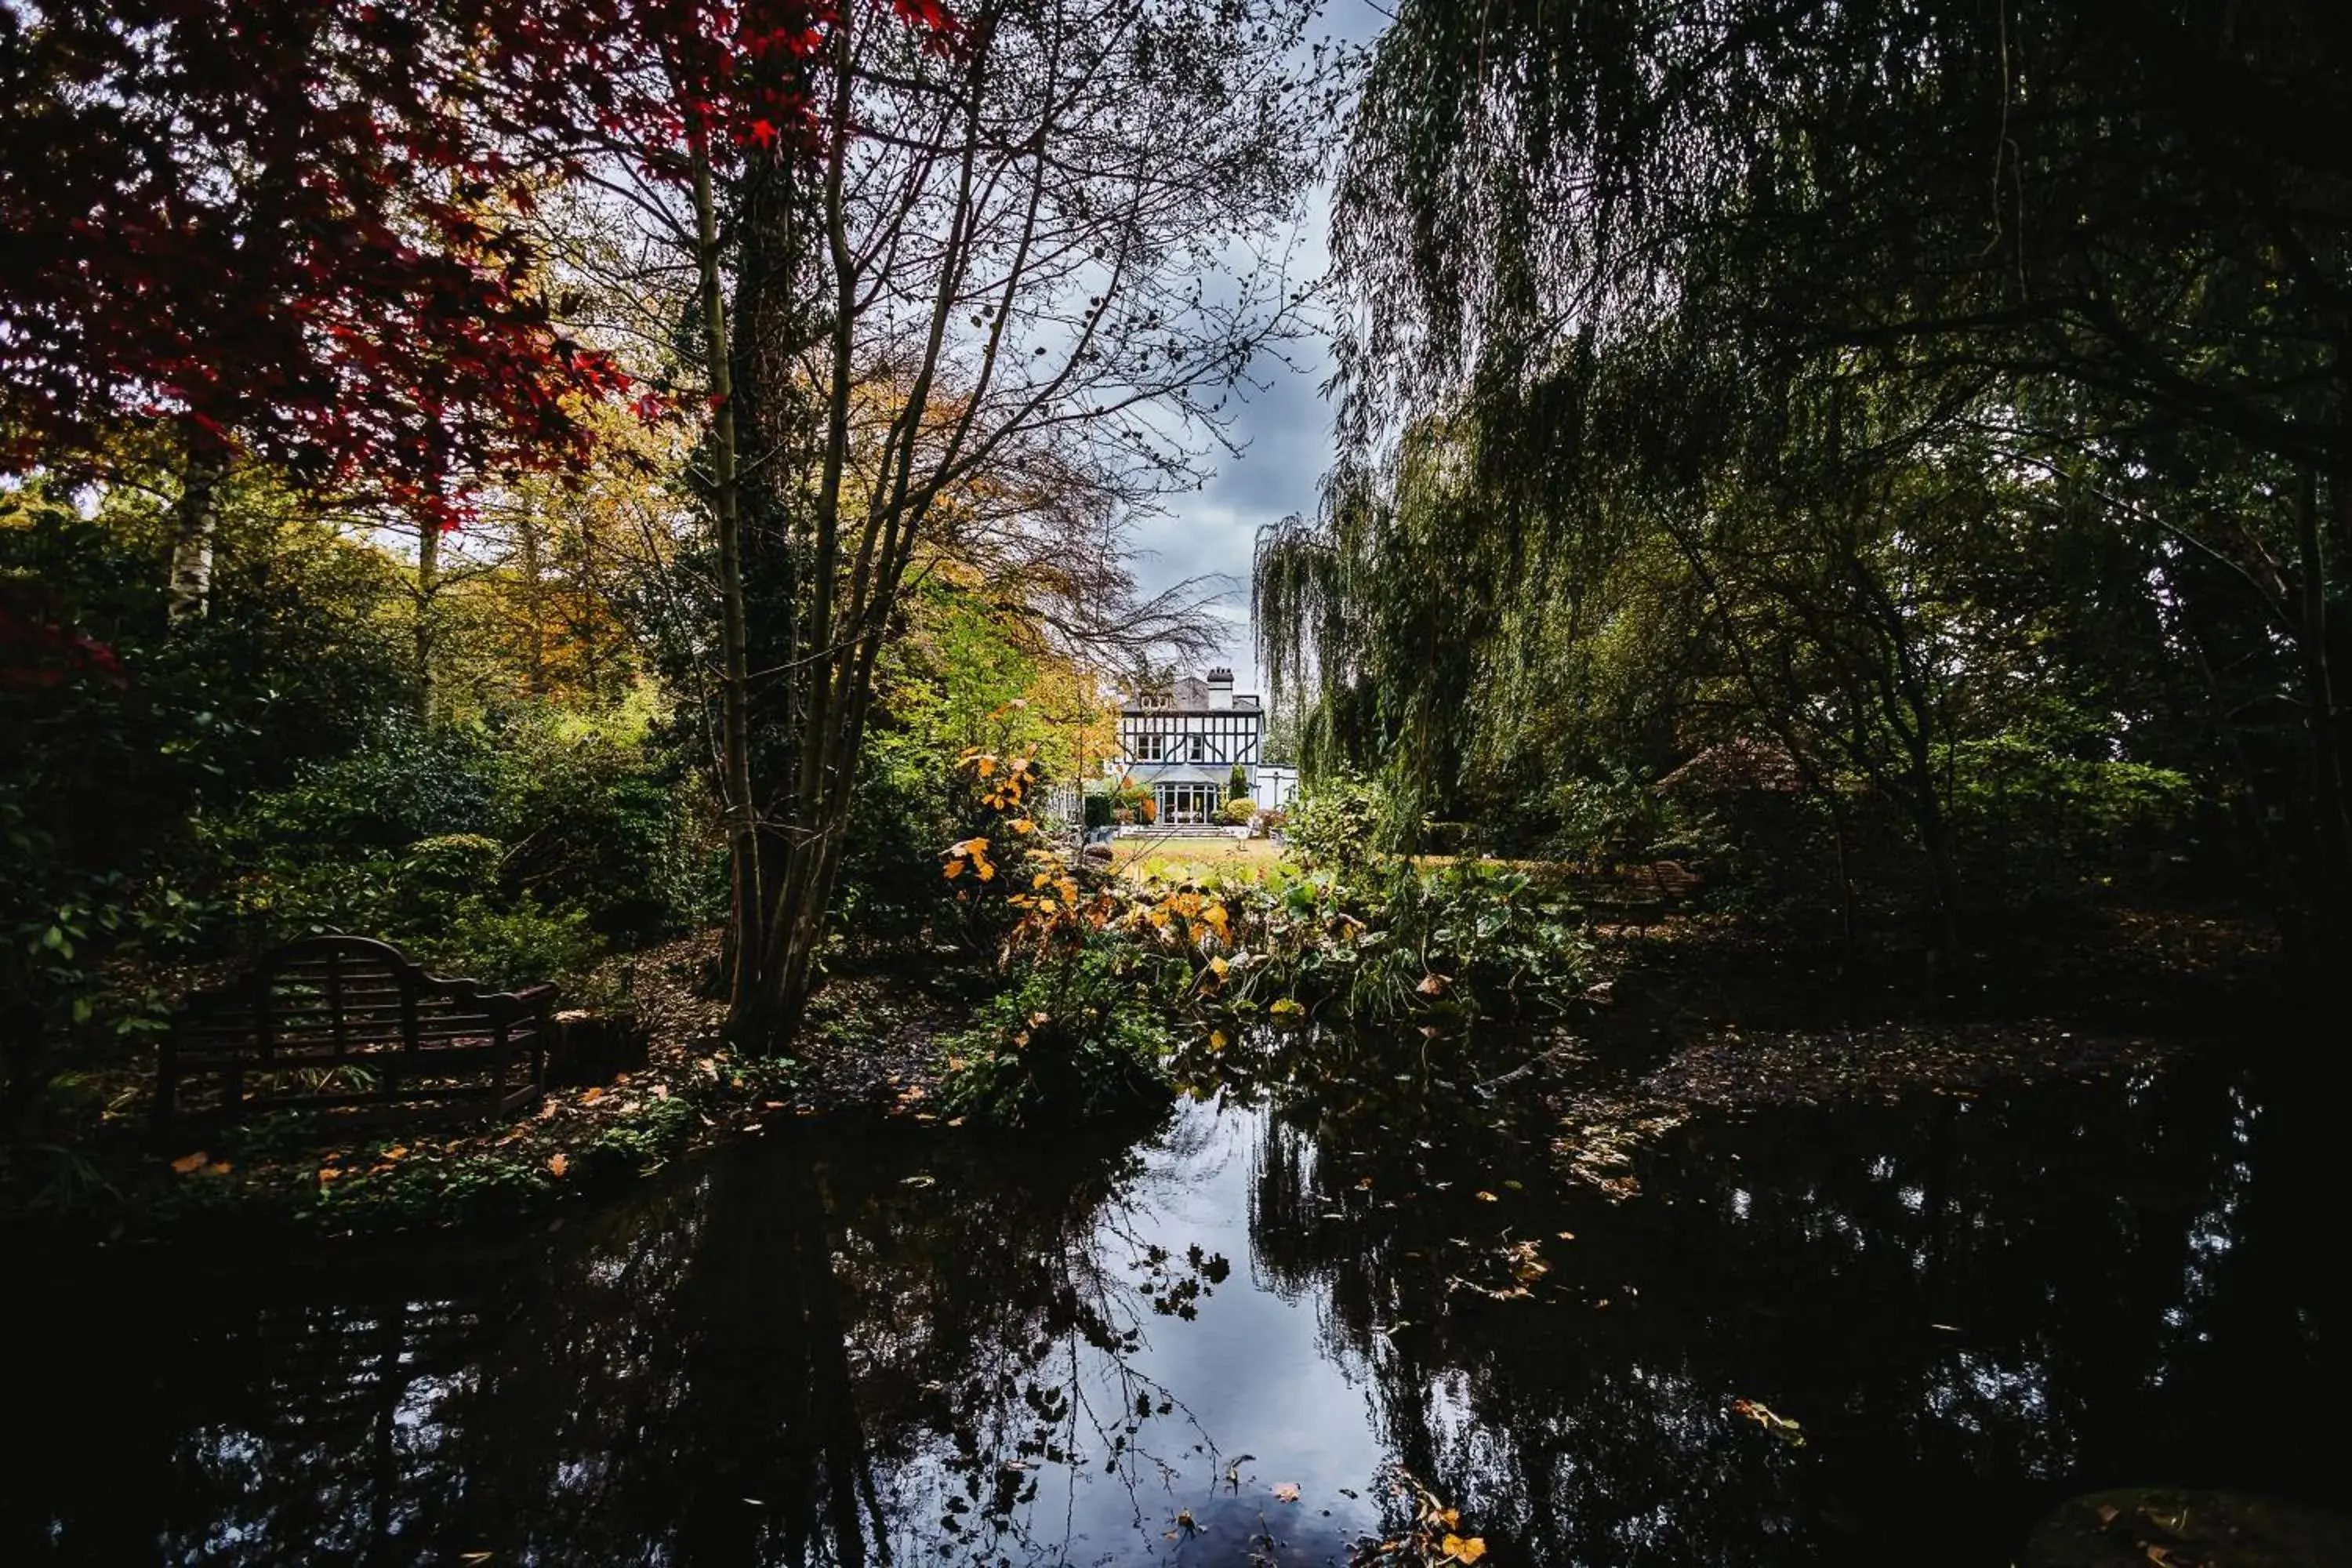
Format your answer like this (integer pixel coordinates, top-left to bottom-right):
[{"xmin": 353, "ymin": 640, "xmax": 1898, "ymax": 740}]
[
  {"xmin": 415, "ymin": 518, "xmax": 440, "ymax": 724},
  {"xmin": 693, "ymin": 141, "xmax": 767, "ymax": 1033},
  {"xmin": 2295, "ymin": 466, "xmax": 2352, "ymax": 902},
  {"xmin": 165, "ymin": 458, "xmax": 223, "ymax": 626},
  {"xmin": 518, "ymin": 514, "xmax": 549, "ymax": 699}
]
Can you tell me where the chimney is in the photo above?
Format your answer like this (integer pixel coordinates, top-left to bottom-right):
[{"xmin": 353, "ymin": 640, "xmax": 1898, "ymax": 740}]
[{"xmin": 1206, "ymin": 667, "xmax": 1234, "ymax": 710}]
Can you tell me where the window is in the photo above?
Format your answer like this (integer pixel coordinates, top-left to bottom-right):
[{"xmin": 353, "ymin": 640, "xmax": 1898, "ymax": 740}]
[
  {"xmin": 1155, "ymin": 783, "xmax": 1220, "ymax": 825},
  {"xmin": 1132, "ymin": 731, "xmax": 1163, "ymax": 762},
  {"xmin": 1187, "ymin": 733, "xmax": 1206, "ymax": 763}
]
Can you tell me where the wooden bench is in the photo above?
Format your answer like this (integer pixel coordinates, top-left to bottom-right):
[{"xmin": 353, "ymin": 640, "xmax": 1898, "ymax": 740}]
[
  {"xmin": 1573, "ymin": 860, "xmax": 1708, "ymax": 931},
  {"xmin": 156, "ymin": 935, "xmax": 553, "ymax": 1129}
]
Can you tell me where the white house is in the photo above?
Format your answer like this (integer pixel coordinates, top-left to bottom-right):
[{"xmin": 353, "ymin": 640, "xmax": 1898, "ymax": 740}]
[{"xmin": 1114, "ymin": 668, "xmax": 1263, "ymax": 826}]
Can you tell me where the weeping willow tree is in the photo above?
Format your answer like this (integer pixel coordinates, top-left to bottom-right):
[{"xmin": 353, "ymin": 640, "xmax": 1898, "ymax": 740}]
[{"xmin": 1261, "ymin": 0, "xmax": 2352, "ymax": 940}]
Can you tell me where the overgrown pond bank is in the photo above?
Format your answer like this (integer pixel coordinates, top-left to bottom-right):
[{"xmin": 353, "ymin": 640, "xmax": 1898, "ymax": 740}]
[{"xmin": 8, "ymin": 1045, "xmax": 2345, "ymax": 1566}]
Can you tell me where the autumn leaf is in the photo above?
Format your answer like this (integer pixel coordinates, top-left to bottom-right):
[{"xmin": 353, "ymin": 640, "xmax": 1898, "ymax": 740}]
[
  {"xmin": 204, "ymin": 1161, "xmax": 233, "ymax": 1177},
  {"xmin": 169, "ymin": 1151, "xmax": 209, "ymax": 1174},
  {"xmin": 581, "ymin": 1086, "xmax": 604, "ymax": 1104},
  {"xmin": 1272, "ymin": 1483, "xmax": 1301, "ymax": 1503},
  {"xmin": 1441, "ymin": 1535, "xmax": 1487, "ymax": 1563},
  {"xmin": 1416, "ymin": 972, "xmax": 1450, "ymax": 995},
  {"xmin": 318, "ymin": 1167, "xmax": 343, "ymax": 1184},
  {"xmin": 547, "ymin": 1153, "xmax": 569, "ymax": 1178},
  {"xmin": 1475, "ymin": 1190, "xmax": 1499, "ymax": 1202}
]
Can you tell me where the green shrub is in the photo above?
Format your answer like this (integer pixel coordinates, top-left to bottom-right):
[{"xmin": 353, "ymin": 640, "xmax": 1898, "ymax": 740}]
[
  {"xmin": 412, "ymin": 895, "xmax": 604, "ymax": 994},
  {"xmin": 1283, "ymin": 772, "xmax": 1410, "ymax": 871},
  {"xmin": 942, "ymin": 942, "xmax": 1174, "ymax": 1128},
  {"xmin": 1220, "ymin": 797, "xmax": 1258, "ymax": 826}
]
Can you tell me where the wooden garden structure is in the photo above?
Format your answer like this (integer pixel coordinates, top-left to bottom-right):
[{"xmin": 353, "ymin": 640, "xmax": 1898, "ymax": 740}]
[{"xmin": 156, "ymin": 935, "xmax": 552, "ymax": 1128}]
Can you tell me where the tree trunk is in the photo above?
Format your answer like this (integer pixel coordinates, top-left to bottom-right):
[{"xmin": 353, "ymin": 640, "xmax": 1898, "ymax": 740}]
[
  {"xmin": 518, "ymin": 513, "xmax": 549, "ymax": 699},
  {"xmin": 2295, "ymin": 467, "xmax": 2352, "ymax": 905},
  {"xmin": 415, "ymin": 517, "xmax": 440, "ymax": 723},
  {"xmin": 165, "ymin": 458, "xmax": 222, "ymax": 626},
  {"xmin": 691, "ymin": 140, "xmax": 766, "ymax": 1030}
]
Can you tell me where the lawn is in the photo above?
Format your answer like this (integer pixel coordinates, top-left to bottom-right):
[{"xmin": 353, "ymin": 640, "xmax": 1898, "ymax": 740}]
[{"xmin": 1111, "ymin": 834, "xmax": 1291, "ymax": 881}]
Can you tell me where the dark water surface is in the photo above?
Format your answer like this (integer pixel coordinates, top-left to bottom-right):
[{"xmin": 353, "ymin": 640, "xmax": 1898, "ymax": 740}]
[{"xmin": 7, "ymin": 1055, "xmax": 2344, "ymax": 1566}]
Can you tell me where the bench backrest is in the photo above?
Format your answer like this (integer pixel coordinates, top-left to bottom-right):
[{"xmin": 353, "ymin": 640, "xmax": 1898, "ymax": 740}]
[{"xmin": 158, "ymin": 935, "xmax": 549, "ymax": 1126}]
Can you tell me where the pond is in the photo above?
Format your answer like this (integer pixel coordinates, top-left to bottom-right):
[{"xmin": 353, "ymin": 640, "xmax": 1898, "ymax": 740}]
[{"xmin": 7, "ymin": 1050, "xmax": 2347, "ymax": 1566}]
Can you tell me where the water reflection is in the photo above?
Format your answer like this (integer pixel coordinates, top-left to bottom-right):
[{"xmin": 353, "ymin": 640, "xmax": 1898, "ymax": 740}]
[{"xmin": 6, "ymin": 1057, "xmax": 2344, "ymax": 1566}]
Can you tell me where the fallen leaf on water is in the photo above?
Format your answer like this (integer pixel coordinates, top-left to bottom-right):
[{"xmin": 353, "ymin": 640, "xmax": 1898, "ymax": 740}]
[
  {"xmin": 1475, "ymin": 1191, "xmax": 1498, "ymax": 1203},
  {"xmin": 1441, "ymin": 1534, "xmax": 1487, "ymax": 1563},
  {"xmin": 1730, "ymin": 1397, "xmax": 1806, "ymax": 1446},
  {"xmin": 1272, "ymin": 1482, "xmax": 1301, "ymax": 1503},
  {"xmin": 169, "ymin": 1151, "xmax": 209, "ymax": 1174},
  {"xmin": 547, "ymin": 1153, "xmax": 569, "ymax": 1178}
]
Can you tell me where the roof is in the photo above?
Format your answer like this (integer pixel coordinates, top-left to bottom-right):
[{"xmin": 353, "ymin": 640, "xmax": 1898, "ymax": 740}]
[
  {"xmin": 1120, "ymin": 673, "xmax": 1262, "ymax": 714},
  {"xmin": 1655, "ymin": 737, "xmax": 1809, "ymax": 793}
]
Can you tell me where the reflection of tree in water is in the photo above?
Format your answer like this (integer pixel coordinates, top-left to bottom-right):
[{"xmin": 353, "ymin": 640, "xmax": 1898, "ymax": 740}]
[
  {"xmin": 1247, "ymin": 1061, "xmax": 2347, "ymax": 1566},
  {"xmin": 8, "ymin": 1112, "xmax": 1237, "ymax": 1568}
]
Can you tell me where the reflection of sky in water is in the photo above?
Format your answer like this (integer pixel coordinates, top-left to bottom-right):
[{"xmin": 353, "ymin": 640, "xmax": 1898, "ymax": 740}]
[{"xmin": 8, "ymin": 1060, "xmax": 2347, "ymax": 1567}]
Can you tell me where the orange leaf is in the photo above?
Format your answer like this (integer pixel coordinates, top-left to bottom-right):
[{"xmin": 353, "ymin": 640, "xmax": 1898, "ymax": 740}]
[
  {"xmin": 580, "ymin": 1086, "xmax": 604, "ymax": 1104},
  {"xmin": 1272, "ymin": 1483, "xmax": 1301, "ymax": 1503},
  {"xmin": 548, "ymin": 1153, "xmax": 569, "ymax": 1178},
  {"xmin": 203, "ymin": 1161, "xmax": 233, "ymax": 1177},
  {"xmin": 169, "ymin": 1151, "xmax": 209, "ymax": 1174},
  {"xmin": 1442, "ymin": 1536, "xmax": 1487, "ymax": 1563}
]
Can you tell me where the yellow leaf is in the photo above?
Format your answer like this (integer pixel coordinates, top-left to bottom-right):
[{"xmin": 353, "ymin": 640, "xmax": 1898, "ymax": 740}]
[
  {"xmin": 976, "ymin": 757, "xmax": 996, "ymax": 778},
  {"xmin": 1209, "ymin": 1030, "xmax": 1228, "ymax": 1051},
  {"xmin": 170, "ymin": 1151, "xmax": 209, "ymax": 1174},
  {"xmin": 1208, "ymin": 956, "xmax": 1229, "ymax": 977},
  {"xmin": 548, "ymin": 1153, "xmax": 569, "ymax": 1178},
  {"xmin": 581, "ymin": 1086, "xmax": 604, "ymax": 1105},
  {"xmin": 1269, "ymin": 997, "xmax": 1304, "ymax": 1018},
  {"xmin": 975, "ymin": 861, "xmax": 996, "ymax": 880},
  {"xmin": 203, "ymin": 1161, "xmax": 232, "ymax": 1177},
  {"xmin": 1475, "ymin": 1190, "xmax": 1499, "ymax": 1202},
  {"xmin": 1272, "ymin": 1483, "xmax": 1301, "ymax": 1503},
  {"xmin": 383, "ymin": 1145, "xmax": 408, "ymax": 1160},
  {"xmin": 1011, "ymin": 818, "xmax": 1035, "ymax": 835},
  {"xmin": 1443, "ymin": 1536, "xmax": 1487, "ymax": 1563},
  {"xmin": 318, "ymin": 1167, "xmax": 343, "ymax": 1184}
]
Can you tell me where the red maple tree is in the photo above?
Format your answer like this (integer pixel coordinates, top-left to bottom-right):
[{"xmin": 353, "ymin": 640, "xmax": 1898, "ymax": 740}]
[{"xmin": 0, "ymin": 0, "xmax": 959, "ymax": 525}]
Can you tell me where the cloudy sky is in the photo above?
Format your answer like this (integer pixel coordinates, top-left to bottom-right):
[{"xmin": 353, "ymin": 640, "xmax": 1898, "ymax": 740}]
[{"xmin": 1123, "ymin": 0, "xmax": 1388, "ymax": 696}]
